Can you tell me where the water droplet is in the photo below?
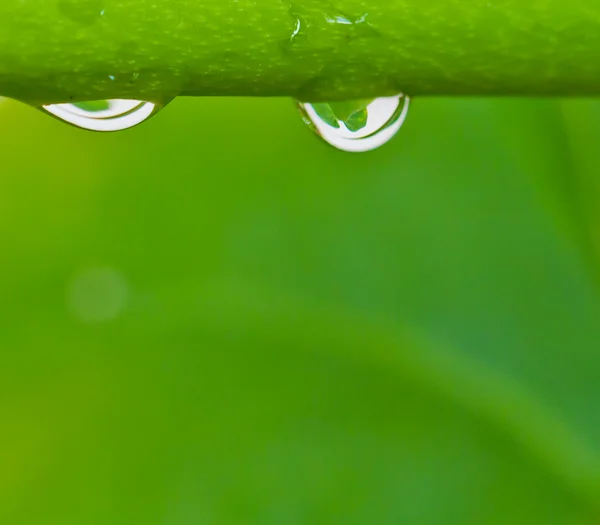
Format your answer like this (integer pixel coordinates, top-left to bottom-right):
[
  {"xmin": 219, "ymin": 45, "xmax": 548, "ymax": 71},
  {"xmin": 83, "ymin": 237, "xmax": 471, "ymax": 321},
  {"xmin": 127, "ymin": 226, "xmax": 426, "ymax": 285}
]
[
  {"xmin": 296, "ymin": 94, "xmax": 410, "ymax": 152},
  {"xmin": 41, "ymin": 99, "xmax": 165, "ymax": 132},
  {"xmin": 283, "ymin": 2, "xmax": 378, "ymax": 52},
  {"xmin": 325, "ymin": 14, "xmax": 353, "ymax": 25},
  {"xmin": 291, "ymin": 17, "xmax": 302, "ymax": 40}
]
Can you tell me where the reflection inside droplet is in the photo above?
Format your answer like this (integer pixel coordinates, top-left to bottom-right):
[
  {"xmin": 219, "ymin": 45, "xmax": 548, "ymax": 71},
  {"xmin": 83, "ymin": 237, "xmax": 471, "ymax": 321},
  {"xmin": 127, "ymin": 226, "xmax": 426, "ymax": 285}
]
[
  {"xmin": 296, "ymin": 94, "xmax": 410, "ymax": 152},
  {"xmin": 41, "ymin": 99, "xmax": 163, "ymax": 132}
]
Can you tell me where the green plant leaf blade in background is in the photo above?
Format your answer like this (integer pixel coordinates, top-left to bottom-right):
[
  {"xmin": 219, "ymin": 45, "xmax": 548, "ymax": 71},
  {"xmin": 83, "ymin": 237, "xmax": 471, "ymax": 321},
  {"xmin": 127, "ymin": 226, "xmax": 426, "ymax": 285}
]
[{"xmin": 1, "ymin": 96, "xmax": 600, "ymax": 524}]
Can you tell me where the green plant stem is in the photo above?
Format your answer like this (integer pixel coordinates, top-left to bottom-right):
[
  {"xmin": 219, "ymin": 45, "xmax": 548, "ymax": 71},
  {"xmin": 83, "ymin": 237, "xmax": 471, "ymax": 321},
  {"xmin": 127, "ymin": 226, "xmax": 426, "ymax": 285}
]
[{"xmin": 1, "ymin": 0, "xmax": 600, "ymax": 104}]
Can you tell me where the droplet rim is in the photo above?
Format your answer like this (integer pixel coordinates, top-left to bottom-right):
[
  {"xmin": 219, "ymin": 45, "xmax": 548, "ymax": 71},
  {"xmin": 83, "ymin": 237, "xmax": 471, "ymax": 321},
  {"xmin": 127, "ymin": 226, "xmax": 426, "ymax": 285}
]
[
  {"xmin": 297, "ymin": 94, "xmax": 410, "ymax": 153},
  {"xmin": 41, "ymin": 99, "xmax": 165, "ymax": 132}
]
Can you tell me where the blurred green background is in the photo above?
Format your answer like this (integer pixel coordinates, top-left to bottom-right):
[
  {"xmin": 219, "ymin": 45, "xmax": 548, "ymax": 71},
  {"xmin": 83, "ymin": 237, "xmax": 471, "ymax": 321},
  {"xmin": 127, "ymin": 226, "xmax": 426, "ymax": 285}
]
[{"xmin": 1, "ymin": 95, "xmax": 600, "ymax": 524}]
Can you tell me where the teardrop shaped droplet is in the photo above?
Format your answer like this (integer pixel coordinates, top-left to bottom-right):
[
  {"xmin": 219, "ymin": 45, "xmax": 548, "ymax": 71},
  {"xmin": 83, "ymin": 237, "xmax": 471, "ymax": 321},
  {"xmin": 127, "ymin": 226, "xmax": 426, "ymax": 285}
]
[
  {"xmin": 41, "ymin": 99, "xmax": 165, "ymax": 132},
  {"xmin": 296, "ymin": 94, "xmax": 409, "ymax": 152}
]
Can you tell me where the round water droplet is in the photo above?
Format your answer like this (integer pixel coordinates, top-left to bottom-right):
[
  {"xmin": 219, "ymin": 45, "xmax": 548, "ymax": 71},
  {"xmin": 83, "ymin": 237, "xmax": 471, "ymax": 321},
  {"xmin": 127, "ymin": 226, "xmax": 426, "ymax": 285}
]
[
  {"xmin": 296, "ymin": 94, "xmax": 409, "ymax": 152},
  {"xmin": 41, "ymin": 99, "xmax": 165, "ymax": 132}
]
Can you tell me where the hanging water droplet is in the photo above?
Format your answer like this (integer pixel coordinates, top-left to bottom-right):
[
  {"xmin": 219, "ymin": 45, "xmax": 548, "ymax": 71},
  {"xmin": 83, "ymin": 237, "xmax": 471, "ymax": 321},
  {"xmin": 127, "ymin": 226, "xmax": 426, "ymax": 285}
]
[
  {"xmin": 40, "ymin": 99, "xmax": 166, "ymax": 132},
  {"xmin": 296, "ymin": 94, "xmax": 409, "ymax": 152}
]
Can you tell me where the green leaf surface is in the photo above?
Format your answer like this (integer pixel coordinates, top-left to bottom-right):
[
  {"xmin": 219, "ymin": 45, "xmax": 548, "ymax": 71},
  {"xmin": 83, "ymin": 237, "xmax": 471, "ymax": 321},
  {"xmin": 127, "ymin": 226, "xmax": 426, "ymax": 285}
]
[
  {"xmin": 0, "ymin": 96, "xmax": 600, "ymax": 524},
  {"xmin": 1, "ymin": 0, "xmax": 600, "ymax": 103}
]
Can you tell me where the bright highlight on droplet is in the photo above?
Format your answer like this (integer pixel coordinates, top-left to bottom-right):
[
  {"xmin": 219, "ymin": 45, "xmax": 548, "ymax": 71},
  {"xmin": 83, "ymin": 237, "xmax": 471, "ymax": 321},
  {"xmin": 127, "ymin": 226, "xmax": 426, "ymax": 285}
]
[
  {"xmin": 41, "ymin": 99, "xmax": 161, "ymax": 132},
  {"xmin": 296, "ymin": 94, "xmax": 410, "ymax": 152}
]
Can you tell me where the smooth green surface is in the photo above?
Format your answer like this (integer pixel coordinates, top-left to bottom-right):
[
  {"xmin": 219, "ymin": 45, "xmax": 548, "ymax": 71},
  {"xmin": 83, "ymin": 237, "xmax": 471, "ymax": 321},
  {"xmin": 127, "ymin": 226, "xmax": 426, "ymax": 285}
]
[
  {"xmin": 1, "ymin": 96, "xmax": 600, "ymax": 524},
  {"xmin": 1, "ymin": 0, "xmax": 600, "ymax": 104}
]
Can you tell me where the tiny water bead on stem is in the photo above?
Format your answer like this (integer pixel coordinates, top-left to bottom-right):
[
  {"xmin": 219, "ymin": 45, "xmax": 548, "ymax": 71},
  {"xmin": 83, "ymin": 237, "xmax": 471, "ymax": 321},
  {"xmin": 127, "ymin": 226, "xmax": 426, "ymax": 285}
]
[
  {"xmin": 296, "ymin": 94, "xmax": 410, "ymax": 152},
  {"xmin": 40, "ymin": 99, "xmax": 168, "ymax": 132}
]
